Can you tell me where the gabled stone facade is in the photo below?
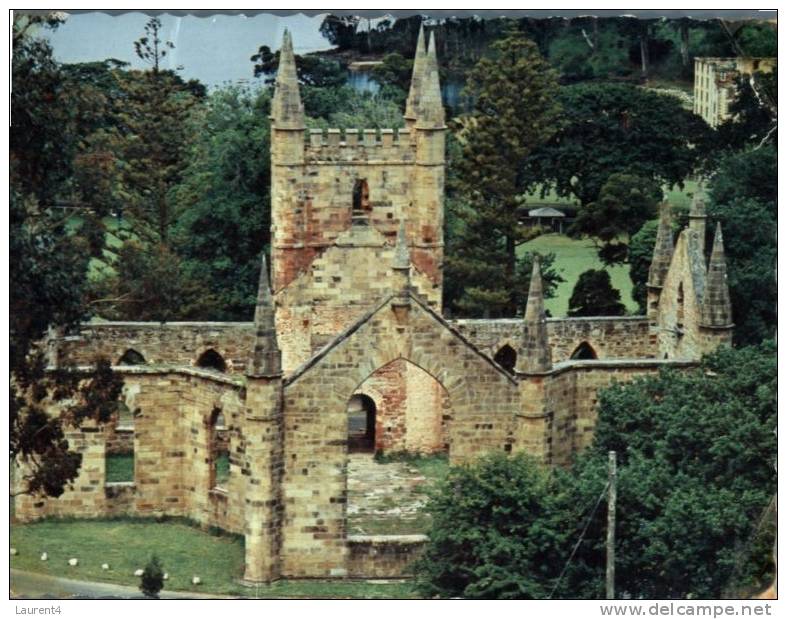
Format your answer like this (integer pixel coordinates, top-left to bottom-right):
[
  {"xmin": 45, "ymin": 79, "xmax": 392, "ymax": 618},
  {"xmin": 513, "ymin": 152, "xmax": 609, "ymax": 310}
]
[{"xmin": 14, "ymin": 29, "xmax": 733, "ymax": 582}]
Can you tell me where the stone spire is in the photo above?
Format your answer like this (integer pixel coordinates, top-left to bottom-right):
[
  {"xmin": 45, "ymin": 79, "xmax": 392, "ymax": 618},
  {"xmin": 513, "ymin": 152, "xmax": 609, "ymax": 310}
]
[
  {"xmin": 270, "ymin": 29, "xmax": 304, "ymax": 129},
  {"xmin": 700, "ymin": 223, "xmax": 733, "ymax": 328},
  {"xmin": 404, "ymin": 23, "xmax": 427, "ymax": 125},
  {"xmin": 647, "ymin": 203, "xmax": 674, "ymax": 289},
  {"xmin": 689, "ymin": 193, "xmax": 708, "ymax": 256},
  {"xmin": 516, "ymin": 257, "xmax": 552, "ymax": 373},
  {"xmin": 247, "ymin": 254, "xmax": 282, "ymax": 377},
  {"xmin": 415, "ymin": 31, "xmax": 445, "ymax": 129}
]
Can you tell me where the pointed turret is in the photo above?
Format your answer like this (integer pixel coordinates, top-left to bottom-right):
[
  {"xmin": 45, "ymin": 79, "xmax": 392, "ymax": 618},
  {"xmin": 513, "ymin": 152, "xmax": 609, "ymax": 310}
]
[
  {"xmin": 689, "ymin": 193, "xmax": 708, "ymax": 256},
  {"xmin": 648, "ymin": 203, "xmax": 675, "ymax": 290},
  {"xmin": 404, "ymin": 23, "xmax": 427, "ymax": 128},
  {"xmin": 247, "ymin": 254, "xmax": 282, "ymax": 377},
  {"xmin": 415, "ymin": 32, "xmax": 445, "ymax": 129},
  {"xmin": 270, "ymin": 29, "xmax": 304, "ymax": 129},
  {"xmin": 700, "ymin": 223, "xmax": 733, "ymax": 328},
  {"xmin": 516, "ymin": 257, "xmax": 552, "ymax": 373}
]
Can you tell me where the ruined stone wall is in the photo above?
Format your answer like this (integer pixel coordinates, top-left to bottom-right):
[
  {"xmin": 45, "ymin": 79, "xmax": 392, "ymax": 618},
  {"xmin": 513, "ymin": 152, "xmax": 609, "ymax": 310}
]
[
  {"xmin": 58, "ymin": 323, "xmax": 254, "ymax": 373},
  {"xmin": 278, "ymin": 295, "xmax": 520, "ymax": 577},
  {"xmin": 657, "ymin": 230, "xmax": 706, "ymax": 360},
  {"xmin": 356, "ymin": 359, "xmax": 449, "ymax": 455},
  {"xmin": 347, "ymin": 535, "xmax": 427, "ymax": 578},
  {"xmin": 14, "ymin": 368, "xmax": 245, "ymax": 536},
  {"xmin": 275, "ymin": 224, "xmax": 440, "ymax": 373},
  {"xmin": 452, "ymin": 316, "xmax": 655, "ymax": 363},
  {"xmin": 546, "ymin": 359, "xmax": 696, "ymax": 466}
]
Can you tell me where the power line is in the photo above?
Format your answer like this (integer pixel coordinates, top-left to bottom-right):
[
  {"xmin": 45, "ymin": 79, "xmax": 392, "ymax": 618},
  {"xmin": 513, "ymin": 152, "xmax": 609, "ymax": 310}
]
[{"xmin": 548, "ymin": 480, "xmax": 610, "ymax": 599}]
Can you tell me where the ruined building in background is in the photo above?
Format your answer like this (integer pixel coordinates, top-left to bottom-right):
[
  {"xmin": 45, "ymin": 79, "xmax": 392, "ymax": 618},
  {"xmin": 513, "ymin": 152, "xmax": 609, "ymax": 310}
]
[
  {"xmin": 693, "ymin": 56, "xmax": 776, "ymax": 127},
  {"xmin": 14, "ymin": 29, "xmax": 733, "ymax": 583}
]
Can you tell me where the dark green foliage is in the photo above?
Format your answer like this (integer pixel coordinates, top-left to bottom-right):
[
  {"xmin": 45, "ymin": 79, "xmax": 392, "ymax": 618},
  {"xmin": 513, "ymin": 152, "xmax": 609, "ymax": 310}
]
[
  {"xmin": 418, "ymin": 343, "xmax": 776, "ymax": 599},
  {"xmin": 140, "ymin": 554, "xmax": 165, "ymax": 598},
  {"xmin": 414, "ymin": 453, "xmax": 571, "ymax": 599},
  {"xmin": 568, "ymin": 270, "xmax": 626, "ymax": 317},
  {"xmin": 170, "ymin": 87, "xmax": 272, "ymax": 320},
  {"xmin": 251, "ymin": 45, "xmax": 346, "ymax": 87},
  {"xmin": 370, "ymin": 52, "xmax": 413, "ymax": 91},
  {"xmin": 734, "ymin": 22, "xmax": 777, "ymax": 57},
  {"xmin": 530, "ymin": 83, "xmax": 713, "ymax": 206},
  {"xmin": 628, "ymin": 220, "xmax": 659, "ymax": 312},
  {"xmin": 11, "ymin": 15, "xmax": 124, "ymax": 498},
  {"xmin": 706, "ymin": 147, "xmax": 776, "ymax": 346},
  {"xmin": 717, "ymin": 69, "xmax": 777, "ymax": 153},
  {"xmin": 582, "ymin": 342, "xmax": 777, "ymax": 598},
  {"xmin": 571, "ymin": 173, "xmax": 662, "ymax": 264},
  {"xmin": 449, "ymin": 29, "xmax": 562, "ymax": 316}
]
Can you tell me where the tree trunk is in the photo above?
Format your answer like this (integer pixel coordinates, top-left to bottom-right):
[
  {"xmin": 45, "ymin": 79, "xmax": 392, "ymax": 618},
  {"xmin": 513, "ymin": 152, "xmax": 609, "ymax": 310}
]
[
  {"xmin": 680, "ymin": 21, "xmax": 690, "ymax": 67},
  {"xmin": 640, "ymin": 34, "xmax": 649, "ymax": 77}
]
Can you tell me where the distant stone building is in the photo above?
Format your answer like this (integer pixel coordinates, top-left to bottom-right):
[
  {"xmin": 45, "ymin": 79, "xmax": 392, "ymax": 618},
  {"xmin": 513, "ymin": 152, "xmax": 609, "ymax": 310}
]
[
  {"xmin": 693, "ymin": 56, "xmax": 776, "ymax": 127},
  {"xmin": 15, "ymin": 28, "xmax": 734, "ymax": 583}
]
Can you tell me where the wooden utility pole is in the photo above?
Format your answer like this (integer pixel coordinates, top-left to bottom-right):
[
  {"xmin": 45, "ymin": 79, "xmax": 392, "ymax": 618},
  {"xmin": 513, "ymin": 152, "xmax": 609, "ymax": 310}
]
[{"xmin": 606, "ymin": 450, "xmax": 617, "ymax": 599}]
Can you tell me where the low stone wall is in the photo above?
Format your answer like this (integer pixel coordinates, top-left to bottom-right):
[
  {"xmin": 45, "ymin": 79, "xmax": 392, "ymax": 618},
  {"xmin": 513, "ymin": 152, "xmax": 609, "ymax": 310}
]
[
  {"xmin": 347, "ymin": 535, "xmax": 428, "ymax": 578},
  {"xmin": 104, "ymin": 482, "xmax": 136, "ymax": 517},
  {"xmin": 452, "ymin": 316, "xmax": 655, "ymax": 362}
]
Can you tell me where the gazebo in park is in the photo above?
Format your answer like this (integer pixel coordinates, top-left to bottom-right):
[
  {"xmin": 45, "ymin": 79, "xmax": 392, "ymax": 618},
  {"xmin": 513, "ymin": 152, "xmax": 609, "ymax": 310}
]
[{"xmin": 527, "ymin": 206, "xmax": 566, "ymax": 234}]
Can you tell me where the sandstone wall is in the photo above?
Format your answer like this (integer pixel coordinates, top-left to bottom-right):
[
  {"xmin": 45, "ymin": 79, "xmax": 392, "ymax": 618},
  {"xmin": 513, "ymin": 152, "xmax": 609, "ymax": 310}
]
[
  {"xmin": 58, "ymin": 323, "xmax": 254, "ymax": 373},
  {"xmin": 14, "ymin": 367, "xmax": 245, "ymax": 536},
  {"xmin": 347, "ymin": 535, "xmax": 427, "ymax": 578},
  {"xmin": 452, "ymin": 316, "xmax": 656, "ymax": 364},
  {"xmin": 279, "ymin": 295, "xmax": 520, "ymax": 577}
]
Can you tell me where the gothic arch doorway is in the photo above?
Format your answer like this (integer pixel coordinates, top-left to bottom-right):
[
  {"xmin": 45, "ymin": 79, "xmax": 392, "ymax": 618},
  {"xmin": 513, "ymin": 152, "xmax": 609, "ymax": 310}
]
[{"xmin": 347, "ymin": 394, "xmax": 376, "ymax": 453}]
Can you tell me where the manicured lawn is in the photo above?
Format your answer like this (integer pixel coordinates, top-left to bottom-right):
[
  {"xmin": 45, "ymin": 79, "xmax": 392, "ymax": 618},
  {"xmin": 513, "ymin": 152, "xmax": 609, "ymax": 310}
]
[
  {"xmin": 10, "ymin": 518, "xmax": 417, "ymax": 598},
  {"xmin": 518, "ymin": 234, "xmax": 638, "ymax": 317}
]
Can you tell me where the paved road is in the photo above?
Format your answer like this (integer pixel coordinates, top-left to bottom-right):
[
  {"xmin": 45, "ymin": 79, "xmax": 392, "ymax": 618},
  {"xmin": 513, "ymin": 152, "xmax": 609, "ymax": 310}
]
[{"xmin": 11, "ymin": 569, "xmax": 230, "ymax": 599}]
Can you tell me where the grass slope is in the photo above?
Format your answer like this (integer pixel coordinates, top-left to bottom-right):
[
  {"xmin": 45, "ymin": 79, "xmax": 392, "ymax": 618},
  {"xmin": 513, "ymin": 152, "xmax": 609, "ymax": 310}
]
[
  {"xmin": 10, "ymin": 518, "xmax": 416, "ymax": 598},
  {"xmin": 518, "ymin": 234, "xmax": 638, "ymax": 317}
]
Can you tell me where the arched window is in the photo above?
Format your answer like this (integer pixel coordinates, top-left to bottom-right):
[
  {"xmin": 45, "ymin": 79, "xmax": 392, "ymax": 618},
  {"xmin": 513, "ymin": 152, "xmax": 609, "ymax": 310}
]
[
  {"xmin": 570, "ymin": 341, "xmax": 598, "ymax": 360},
  {"xmin": 118, "ymin": 349, "xmax": 145, "ymax": 365},
  {"xmin": 347, "ymin": 394, "xmax": 376, "ymax": 453},
  {"xmin": 493, "ymin": 345, "xmax": 517, "ymax": 374},
  {"xmin": 208, "ymin": 407, "xmax": 229, "ymax": 490},
  {"xmin": 352, "ymin": 178, "xmax": 370, "ymax": 213},
  {"xmin": 197, "ymin": 349, "xmax": 227, "ymax": 373}
]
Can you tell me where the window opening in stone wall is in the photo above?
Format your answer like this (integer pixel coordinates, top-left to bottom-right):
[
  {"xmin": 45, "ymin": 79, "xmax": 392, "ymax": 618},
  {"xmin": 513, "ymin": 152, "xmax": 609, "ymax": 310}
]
[
  {"xmin": 118, "ymin": 349, "xmax": 145, "ymax": 365},
  {"xmin": 570, "ymin": 341, "xmax": 598, "ymax": 360},
  {"xmin": 197, "ymin": 348, "xmax": 227, "ymax": 373},
  {"xmin": 493, "ymin": 345, "xmax": 517, "ymax": 374},
  {"xmin": 677, "ymin": 282, "xmax": 685, "ymax": 331},
  {"xmin": 352, "ymin": 178, "xmax": 370, "ymax": 214},
  {"xmin": 209, "ymin": 407, "xmax": 230, "ymax": 490},
  {"xmin": 347, "ymin": 394, "xmax": 376, "ymax": 453}
]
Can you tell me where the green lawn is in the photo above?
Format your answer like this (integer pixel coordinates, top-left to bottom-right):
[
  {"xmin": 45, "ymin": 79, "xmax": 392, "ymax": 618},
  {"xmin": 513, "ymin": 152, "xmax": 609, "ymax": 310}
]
[
  {"xmin": 518, "ymin": 234, "xmax": 638, "ymax": 317},
  {"xmin": 10, "ymin": 518, "xmax": 417, "ymax": 598}
]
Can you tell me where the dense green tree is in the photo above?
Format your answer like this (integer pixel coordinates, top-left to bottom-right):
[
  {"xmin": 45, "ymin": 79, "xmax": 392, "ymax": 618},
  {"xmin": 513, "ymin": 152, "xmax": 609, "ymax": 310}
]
[
  {"xmin": 450, "ymin": 29, "xmax": 562, "ymax": 316},
  {"xmin": 414, "ymin": 453, "xmax": 572, "ymax": 599},
  {"xmin": 717, "ymin": 69, "xmax": 777, "ymax": 152},
  {"xmin": 251, "ymin": 45, "xmax": 346, "ymax": 88},
  {"xmin": 734, "ymin": 22, "xmax": 777, "ymax": 57},
  {"xmin": 576, "ymin": 342, "xmax": 777, "ymax": 598},
  {"xmin": 568, "ymin": 269, "xmax": 626, "ymax": 317},
  {"xmin": 530, "ymin": 83, "xmax": 713, "ymax": 207},
  {"xmin": 705, "ymin": 147, "xmax": 776, "ymax": 346},
  {"xmin": 417, "ymin": 343, "xmax": 776, "ymax": 599},
  {"xmin": 571, "ymin": 173, "xmax": 662, "ymax": 264},
  {"xmin": 370, "ymin": 52, "xmax": 412, "ymax": 91},
  {"xmin": 170, "ymin": 87, "xmax": 272, "ymax": 320},
  {"xmin": 628, "ymin": 219, "xmax": 659, "ymax": 312},
  {"xmin": 11, "ymin": 15, "xmax": 124, "ymax": 498}
]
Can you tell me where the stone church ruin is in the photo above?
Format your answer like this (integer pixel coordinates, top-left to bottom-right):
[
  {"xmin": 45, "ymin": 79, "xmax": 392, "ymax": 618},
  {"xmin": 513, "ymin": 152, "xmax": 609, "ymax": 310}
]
[{"xmin": 14, "ymin": 28, "xmax": 733, "ymax": 582}]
